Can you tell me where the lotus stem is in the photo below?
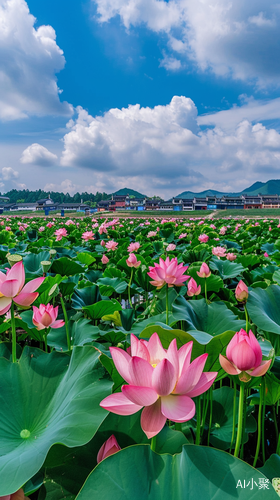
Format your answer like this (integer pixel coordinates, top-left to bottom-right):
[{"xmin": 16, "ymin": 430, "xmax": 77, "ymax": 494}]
[
  {"xmin": 253, "ymin": 380, "xmax": 265, "ymax": 467},
  {"xmin": 128, "ymin": 268, "xmax": 134, "ymax": 309},
  {"xmin": 204, "ymin": 279, "xmax": 207, "ymax": 302},
  {"xmin": 166, "ymin": 283, "xmax": 169, "ymax": 326},
  {"xmin": 150, "ymin": 435, "xmax": 157, "ymax": 452},
  {"xmin": 60, "ymin": 295, "xmax": 71, "ymax": 351},
  {"xmin": 44, "ymin": 328, "xmax": 48, "ymax": 353},
  {"xmin": 273, "ymin": 405, "xmax": 279, "ymax": 447},
  {"xmin": 234, "ymin": 383, "xmax": 245, "ymax": 458},
  {"xmin": 11, "ymin": 301, "xmax": 17, "ymax": 363},
  {"xmin": 262, "ymin": 378, "xmax": 267, "ymax": 464},
  {"xmin": 229, "ymin": 380, "xmax": 237, "ymax": 454},
  {"xmin": 240, "ymin": 386, "xmax": 247, "ymax": 460},
  {"xmin": 244, "ymin": 304, "xmax": 250, "ymax": 333},
  {"xmin": 207, "ymin": 386, "xmax": 213, "ymax": 446},
  {"xmin": 196, "ymin": 395, "xmax": 201, "ymax": 445}
]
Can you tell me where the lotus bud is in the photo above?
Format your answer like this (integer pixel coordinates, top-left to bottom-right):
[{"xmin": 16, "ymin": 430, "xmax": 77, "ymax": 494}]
[{"xmin": 235, "ymin": 280, "xmax": 248, "ymax": 302}]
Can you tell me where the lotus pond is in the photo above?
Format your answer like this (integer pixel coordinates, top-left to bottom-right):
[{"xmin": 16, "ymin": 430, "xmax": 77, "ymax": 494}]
[{"xmin": 2, "ymin": 214, "xmax": 280, "ymax": 498}]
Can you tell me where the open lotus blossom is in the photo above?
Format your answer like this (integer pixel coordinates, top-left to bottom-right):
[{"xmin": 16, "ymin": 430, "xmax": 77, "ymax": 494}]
[
  {"xmin": 198, "ymin": 234, "xmax": 209, "ymax": 243},
  {"xmin": 226, "ymin": 253, "xmax": 237, "ymax": 261},
  {"xmin": 0, "ymin": 262, "xmax": 44, "ymax": 315},
  {"xmin": 126, "ymin": 253, "xmax": 141, "ymax": 268},
  {"xmin": 197, "ymin": 262, "xmax": 211, "ymax": 278},
  {"xmin": 100, "ymin": 333, "xmax": 217, "ymax": 438},
  {"xmin": 147, "ymin": 231, "xmax": 157, "ymax": 238},
  {"xmin": 212, "ymin": 246, "xmax": 227, "ymax": 258},
  {"xmin": 127, "ymin": 242, "xmax": 140, "ymax": 253},
  {"xmin": 54, "ymin": 228, "xmax": 67, "ymax": 241},
  {"xmin": 147, "ymin": 257, "xmax": 189, "ymax": 289},
  {"xmin": 97, "ymin": 435, "xmax": 121, "ymax": 463},
  {"xmin": 166, "ymin": 244, "xmax": 176, "ymax": 252},
  {"xmin": 82, "ymin": 231, "xmax": 95, "ymax": 241},
  {"xmin": 219, "ymin": 329, "xmax": 272, "ymax": 383},
  {"xmin": 32, "ymin": 304, "xmax": 65, "ymax": 330},
  {"xmin": 235, "ymin": 280, "xmax": 249, "ymax": 302},
  {"xmin": 219, "ymin": 226, "xmax": 227, "ymax": 235},
  {"xmin": 105, "ymin": 240, "xmax": 118, "ymax": 251},
  {"xmin": 187, "ymin": 278, "xmax": 201, "ymax": 297}
]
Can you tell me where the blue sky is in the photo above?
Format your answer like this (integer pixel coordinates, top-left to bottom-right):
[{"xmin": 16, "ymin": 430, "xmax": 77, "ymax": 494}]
[{"xmin": 1, "ymin": 0, "xmax": 280, "ymax": 198}]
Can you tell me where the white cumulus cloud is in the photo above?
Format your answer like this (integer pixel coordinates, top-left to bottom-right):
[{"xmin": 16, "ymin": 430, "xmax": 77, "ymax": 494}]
[
  {"xmin": 0, "ymin": 0, "xmax": 73, "ymax": 120},
  {"xmin": 58, "ymin": 96, "xmax": 280, "ymax": 196},
  {"xmin": 1, "ymin": 167, "xmax": 18, "ymax": 180},
  {"xmin": 21, "ymin": 143, "xmax": 58, "ymax": 166},
  {"xmin": 92, "ymin": 0, "xmax": 280, "ymax": 85}
]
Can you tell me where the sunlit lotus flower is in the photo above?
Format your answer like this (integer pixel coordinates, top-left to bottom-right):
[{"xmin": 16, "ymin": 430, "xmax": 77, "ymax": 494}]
[
  {"xmin": 38, "ymin": 226, "xmax": 45, "ymax": 232},
  {"xmin": 187, "ymin": 278, "xmax": 201, "ymax": 297},
  {"xmin": 219, "ymin": 226, "xmax": 227, "ymax": 235},
  {"xmin": 147, "ymin": 257, "xmax": 189, "ymax": 289},
  {"xmin": 32, "ymin": 304, "xmax": 65, "ymax": 330},
  {"xmin": 97, "ymin": 435, "xmax": 121, "ymax": 463},
  {"xmin": 100, "ymin": 333, "xmax": 217, "ymax": 438},
  {"xmin": 126, "ymin": 253, "xmax": 141, "ymax": 268},
  {"xmin": 54, "ymin": 228, "xmax": 67, "ymax": 241},
  {"xmin": 99, "ymin": 224, "xmax": 108, "ymax": 235},
  {"xmin": 178, "ymin": 233, "xmax": 187, "ymax": 239},
  {"xmin": 264, "ymin": 252, "xmax": 269, "ymax": 257},
  {"xmin": 65, "ymin": 219, "xmax": 75, "ymax": 226},
  {"xmin": 82, "ymin": 231, "xmax": 95, "ymax": 242},
  {"xmin": 101, "ymin": 254, "xmax": 109, "ymax": 264},
  {"xmin": 226, "ymin": 253, "xmax": 237, "ymax": 261},
  {"xmin": 219, "ymin": 329, "xmax": 271, "ymax": 383},
  {"xmin": 127, "ymin": 242, "xmax": 140, "ymax": 253},
  {"xmin": 147, "ymin": 231, "xmax": 157, "ymax": 238},
  {"xmin": 46, "ymin": 222, "xmax": 54, "ymax": 228},
  {"xmin": 210, "ymin": 224, "xmax": 216, "ymax": 229},
  {"xmin": 212, "ymin": 246, "xmax": 227, "ymax": 258},
  {"xmin": 5, "ymin": 226, "xmax": 11, "ymax": 231},
  {"xmin": 198, "ymin": 234, "xmax": 209, "ymax": 243},
  {"xmin": 0, "ymin": 262, "xmax": 44, "ymax": 315},
  {"xmin": 105, "ymin": 240, "xmax": 118, "ymax": 251},
  {"xmin": 197, "ymin": 263, "xmax": 211, "ymax": 278},
  {"xmin": 235, "ymin": 280, "xmax": 248, "ymax": 302},
  {"xmin": 166, "ymin": 244, "xmax": 176, "ymax": 251}
]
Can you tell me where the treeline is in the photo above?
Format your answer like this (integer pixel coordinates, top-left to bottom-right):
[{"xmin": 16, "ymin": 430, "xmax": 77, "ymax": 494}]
[{"xmin": 0, "ymin": 189, "xmax": 110, "ymax": 204}]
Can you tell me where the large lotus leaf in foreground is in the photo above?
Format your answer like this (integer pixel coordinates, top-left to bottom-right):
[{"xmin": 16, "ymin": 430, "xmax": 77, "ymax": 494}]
[
  {"xmin": 0, "ymin": 346, "xmax": 112, "ymax": 495},
  {"xmin": 247, "ymin": 285, "xmax": 280, "ymax": 335},
  {"xmin": 76, "ymin": 444, "xmax": 278, "ymax": 499}
]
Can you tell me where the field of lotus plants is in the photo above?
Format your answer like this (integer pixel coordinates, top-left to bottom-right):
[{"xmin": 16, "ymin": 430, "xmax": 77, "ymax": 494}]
[{"xmin": 3, "ymin": 214, "xmax": 280, "ymax": 498}]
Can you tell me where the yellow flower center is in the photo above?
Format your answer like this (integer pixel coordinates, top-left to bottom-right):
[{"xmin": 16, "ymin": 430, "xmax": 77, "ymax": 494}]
[{"xmin": 151, "ymin": 363, "xmax": 157, "ymax": 368}]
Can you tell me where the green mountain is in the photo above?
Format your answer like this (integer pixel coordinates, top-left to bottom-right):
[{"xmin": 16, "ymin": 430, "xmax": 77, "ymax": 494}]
[
  {"xmin": 176, "ymin": 180, "xmax": 280, "ymax": 199},
  {"xmin": 111, "ymin": 188, "xmax": 146, "ymax": 199}
]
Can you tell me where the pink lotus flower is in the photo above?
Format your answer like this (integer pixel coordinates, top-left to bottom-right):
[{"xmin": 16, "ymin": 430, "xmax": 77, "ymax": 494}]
[
  {"xmin": 100, "ymin": 240, "xmax": 106, "ymax": 246},
  {"xmin": 0, "ymin": 262, "xmax": 44, "ymax": 315},
  {"xmin": 126, "ymin": 253, "xmax": 141, "ymax": 268},
  {"xmin": 46, "ymin": 222, "xmax": 54, "ymax": 228},
  {"xmin": 187, "ymin": 278, "xmax": 201, "ymax": 297},
  {"xmin": 127, "ymin": 242, "xmax": 140, "ymax": 253},
  {"xmin": 198, "ymin": 234, "xmax": 209, "ymax": 243},
  {"xmin": 0, "ymin": 488, "xmax": 26, "ymax": 500},
  {"xmin": 105, "ymin": 240, "xmax": 118, "ymax": 251},
  {"xmin": 82, "ymin": 231, "xmax": 95, "ymax": 242},
  {"xmin": 219, "ymin": 329, "xmax": 271, "ymax": 383},
  {"xmin": 197, "ymin": 263, "xmax": 211, "ymax": 278},
  {"xmin": 219, "ymin": 226, "xmax": 227, "ymax": 235},
  {"xmin": 264, "ymin": 252, "xmax": 269, "ymax": 258},
  {"xmin": 101, "ymin": 254, "xmax": 109, "ymax": 264},
  {"xmin": 178, "ymin": 233, "xmax": 187, "ymax": 239},
  {"xmin": 226, "ymin": 253, "xmax": 237, "ymax": 261},
  {"xmin": 235, "ymin": 280, "xmax": 248, "ymax": 302},
  {"xmin": 97, "ymin": 435, "xmax": 121, "ymax": 463},
  {"xmin": 100, "ymin": 333, "xmax": 217, "ymax": 438},
  {"xmin": 147, "ymin": 257, "xmax": 189, "ymax": 289},
  {"xmin": 147, "ymin": 231, "xmax": 157, "ymax": 238},
  {"xmin": 166, "ymin": 244, "xmax": 176, "ymax": 251},
  {"xmin": 212, "ymin": 246, "xmax": 227, "ymax": 258},
  {"xmin": 38, "ymin": 226, "xmax": 45, "ymax": 232},
  {"xmin": 54, "ymin": 228, "xmax": 67, "ymax": 241},
  {"xmin": 32, "ymin": 304, "xmax": 65, "ymax": 330}
]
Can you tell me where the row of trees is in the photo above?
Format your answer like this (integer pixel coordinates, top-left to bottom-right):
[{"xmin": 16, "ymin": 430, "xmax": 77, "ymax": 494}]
[{"xmin": 0, "ymin": 189, "xmax": 110, "ymax": 205}]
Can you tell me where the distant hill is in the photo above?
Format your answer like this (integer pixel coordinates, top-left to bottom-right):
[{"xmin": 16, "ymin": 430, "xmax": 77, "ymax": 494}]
[
  {"xmin": 176, "ymin": 180, "xmax": 280, "ymax": 199},
  {"xmin": 111, "ymin": 188, "xmax": 146, "ymax": 199}
]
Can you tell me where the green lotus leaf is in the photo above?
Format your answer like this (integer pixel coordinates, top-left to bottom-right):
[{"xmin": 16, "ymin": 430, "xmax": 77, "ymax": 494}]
[
  {"xmin": 51, "ymin": 257, "xmax": 84, "ymax": 276},
  {"xmin": 76, "ymin": 444, "xmax": 277, "ymax": 499},
  {"xmin": 247, "ymin": 285, "xmax": 280, "ymax": 335},
  {"xmin": 209, "ymin": 258, "xmax": 245, "ymax": 279},
  {"xmin": 0, "ymin": 346, "xmax": 112, "ymax": 495},
  {"xmin": 72, "ymin": 285, "xmax": 101, "ymax": 309},
  {"xmin": 172, "ymin": 297, "xmax": 245, "ymax": 336}
]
